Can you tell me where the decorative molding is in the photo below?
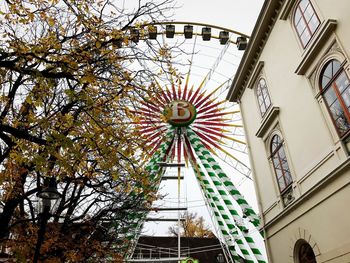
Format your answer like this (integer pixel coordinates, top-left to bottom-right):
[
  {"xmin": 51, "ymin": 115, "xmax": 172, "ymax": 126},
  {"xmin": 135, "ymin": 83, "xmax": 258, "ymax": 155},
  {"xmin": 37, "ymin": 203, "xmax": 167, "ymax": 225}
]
[
  {"xmin": 256, "ymin": 106, "xmax": 280, "ymax": 138},
  {"xmin": 309, "ymin": 39, "xmax": 346, "ymax": 85},
  {"xmin": 246, "ymin": 61, "xmax": 264, "ymax": 89},
  {"xmin": 289, "ymin": 228, "xmax": 321, "ymax": 260},
  {"xmin": 280, "ymin": 0, "xmax": 297, "ymax": 20},
  {"xmin": 309, "ymin": 65, "xmax": 319, "ymax": 92},
  {"xmin": 295, "ymin": 19, "xmax": 338, "ymax": 75},
  {"xmin": 329, "ymin": 41, "xmax": 341, "ymax": 53}
]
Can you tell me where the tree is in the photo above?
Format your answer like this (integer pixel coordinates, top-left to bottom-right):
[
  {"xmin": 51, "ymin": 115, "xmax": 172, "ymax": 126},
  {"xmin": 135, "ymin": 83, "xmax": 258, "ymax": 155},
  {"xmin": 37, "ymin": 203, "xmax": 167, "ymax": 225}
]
[
  {"xmin": 168, "ymin": 212, "xmax": 216, "ymax": 238},
  {"xmin": 0, "ymin": 0, "xmax": 177, "ymax": 261}
]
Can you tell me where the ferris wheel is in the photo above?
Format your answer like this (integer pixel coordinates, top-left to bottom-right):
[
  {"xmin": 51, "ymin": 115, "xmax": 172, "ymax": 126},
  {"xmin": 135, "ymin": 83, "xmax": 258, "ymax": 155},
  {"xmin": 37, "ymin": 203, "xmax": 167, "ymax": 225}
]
[{"xmin": 125, "ymin": 22, "xmax": 266, "ymax": 263}]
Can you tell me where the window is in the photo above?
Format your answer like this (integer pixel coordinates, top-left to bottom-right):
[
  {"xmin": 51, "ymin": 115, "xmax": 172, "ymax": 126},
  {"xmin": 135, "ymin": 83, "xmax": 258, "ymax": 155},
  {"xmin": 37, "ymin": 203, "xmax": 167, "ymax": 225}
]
[
  {"xmin": 256, "ymin": 78, "xmax": 271, "ymax": 116},
  {"xmin": 294, "ymin": 0, "xmax": 320, "ymax": 47},
  {"xmin": 271, "ymin": 135, "xmax": 292, "ymax": 192},
  {"xmin": 295, "ymin": 240, "xmax": 317, "ymax": 263},
  {"xmin": 320, "ymin": 59, "xmax": 350, "ymax": 137}
]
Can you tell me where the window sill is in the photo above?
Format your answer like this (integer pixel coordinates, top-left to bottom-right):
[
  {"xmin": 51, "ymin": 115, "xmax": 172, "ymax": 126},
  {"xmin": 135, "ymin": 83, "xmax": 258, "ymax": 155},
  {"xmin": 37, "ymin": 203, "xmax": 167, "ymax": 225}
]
[
  {"xmin": 281, "ymin": 186, "xmax": 294, "ymax": 207},
  {"xmin": 256, "ymin": 106, "xmax": 280, "ymax": 138},
  {"xmin": 295, "ymin": 19, "xmax": 337, "ymax": 75}
]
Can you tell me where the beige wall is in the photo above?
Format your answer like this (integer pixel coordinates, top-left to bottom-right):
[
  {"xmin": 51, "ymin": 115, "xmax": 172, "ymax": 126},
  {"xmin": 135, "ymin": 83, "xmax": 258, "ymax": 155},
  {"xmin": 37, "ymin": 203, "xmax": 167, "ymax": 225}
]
[
  {"xmin": 266, "ymin": 170, "xmax": 350, "ymax": 262},
  {"xmin": 238, "ymin": 0, "xmax": 350, "ymax": 262}
]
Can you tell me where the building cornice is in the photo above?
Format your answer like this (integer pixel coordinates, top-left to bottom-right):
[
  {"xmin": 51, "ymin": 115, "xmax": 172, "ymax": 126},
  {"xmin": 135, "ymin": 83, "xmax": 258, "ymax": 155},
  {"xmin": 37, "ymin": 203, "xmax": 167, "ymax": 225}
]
[{"xmin": 227, "ymin": 0, "xmax": 284, "ymax": 102}]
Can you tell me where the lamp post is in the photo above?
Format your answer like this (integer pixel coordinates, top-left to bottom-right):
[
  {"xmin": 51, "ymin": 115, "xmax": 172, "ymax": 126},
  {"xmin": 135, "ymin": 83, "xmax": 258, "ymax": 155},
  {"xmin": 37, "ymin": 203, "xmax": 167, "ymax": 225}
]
[{"xmin": 33, "ymin": 177, "xmax": 61, "ymax": 263}]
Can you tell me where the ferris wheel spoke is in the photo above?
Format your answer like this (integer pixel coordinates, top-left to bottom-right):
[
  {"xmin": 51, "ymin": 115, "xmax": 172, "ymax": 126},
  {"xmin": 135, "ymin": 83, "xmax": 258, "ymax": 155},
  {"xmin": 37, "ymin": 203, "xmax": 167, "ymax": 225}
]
[
  {"xmin": 137, "ymin": 125, "xmax": 167, "ymax": 135},
  {"xmin": 197, "ymin": 107, "xmax": 234, "ymax": 116},
  {"xmin": 196, "ymin": 100, "xmax": 226, "ymax": 114},
  {"xmin": 194, "ymin": 82, "xmax": 225, "ymax": 108},
  {"xmin": 155, "ymin": 80, "xmax": 171, "ymax": 103},
  {"xmin": 181, "ymin": 81, "xmax": 189, "ymax": 100},
  {"xmin": 139, "ymin": 100, "xmax": 159, "ymax": 113},
  {"xmin": 194, "ymin": 121, "xmax": 242, "ymax": 128},
  {"xmin": 193, "ymin": 125, "xmax": 246, "ymax": 145},
  {"xmin": 171, "ymin": 83, "xmax": 178, "ymax": 100}
]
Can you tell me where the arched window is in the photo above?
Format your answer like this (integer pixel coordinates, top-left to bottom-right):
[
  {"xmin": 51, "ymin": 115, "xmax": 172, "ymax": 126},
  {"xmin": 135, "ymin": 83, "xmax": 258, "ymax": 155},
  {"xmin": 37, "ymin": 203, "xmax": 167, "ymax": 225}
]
[
  {"xmin": 256, "ymin": 78, "xmax": 271, "ymax": 116},
  {"xmin": 295, "ymin": 240, "xmax": 317, "ymax": 263},
  {"xmin": 294, "ymin": 0, "xmax": 320, "ymax": 47},
  {"xmin": 271, "ymin": 135, "xmax": 292, "ymax": 192},
  {"xmin": 320, "ymin": 59, "xmax": 350, "ymax": 137}
]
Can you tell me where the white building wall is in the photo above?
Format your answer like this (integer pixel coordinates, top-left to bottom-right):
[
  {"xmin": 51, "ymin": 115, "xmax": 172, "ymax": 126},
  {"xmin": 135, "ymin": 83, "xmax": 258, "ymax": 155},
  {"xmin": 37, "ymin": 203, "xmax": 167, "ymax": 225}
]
[{"xmin": 236, "ymin": 0, "xmax": 350, "ymax": 262}]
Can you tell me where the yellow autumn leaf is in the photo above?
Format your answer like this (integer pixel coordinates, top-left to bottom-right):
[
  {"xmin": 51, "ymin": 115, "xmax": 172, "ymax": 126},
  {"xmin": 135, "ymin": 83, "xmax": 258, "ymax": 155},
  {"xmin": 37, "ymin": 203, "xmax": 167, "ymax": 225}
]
[{"xmin": 48, "ymin": 17, "xmax": 55, "ymax": 26}]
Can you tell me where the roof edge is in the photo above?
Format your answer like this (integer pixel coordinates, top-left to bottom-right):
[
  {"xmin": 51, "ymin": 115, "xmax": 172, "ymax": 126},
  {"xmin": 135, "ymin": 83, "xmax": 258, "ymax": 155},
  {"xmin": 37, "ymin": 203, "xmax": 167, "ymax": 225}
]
[{"xmin": 227, "ymin": 0, "xmax": 284, "ymax": 102}]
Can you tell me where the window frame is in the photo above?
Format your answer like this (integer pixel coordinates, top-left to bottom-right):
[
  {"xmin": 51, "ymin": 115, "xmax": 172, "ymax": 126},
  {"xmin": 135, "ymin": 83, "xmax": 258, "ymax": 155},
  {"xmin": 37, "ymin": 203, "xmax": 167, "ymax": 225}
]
[
  {"xmin": 293, "ymin": 0, "xmax": 321, "ymax": 48},
  {"xmin": 256, "ymin": 78, "xmax": 272, "ymax": 117},
  {"xmin": 270, "ymin": 134, "xmax": 293, "ymax": 193},
  {"xmin": 294, "ymin": 239, "xmax": 317, "ymax": 263},
  {"xmin": 319, "ymin": 59, "xmax": 350, "ymax": 139}
]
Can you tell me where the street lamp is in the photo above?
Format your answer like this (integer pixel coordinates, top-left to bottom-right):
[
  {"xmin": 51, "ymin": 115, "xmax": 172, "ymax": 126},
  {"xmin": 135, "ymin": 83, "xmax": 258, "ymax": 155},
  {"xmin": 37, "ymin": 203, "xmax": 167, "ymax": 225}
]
[{"xmin": 33, "ymin": 177, "xmax": 61, "ymax": 263}]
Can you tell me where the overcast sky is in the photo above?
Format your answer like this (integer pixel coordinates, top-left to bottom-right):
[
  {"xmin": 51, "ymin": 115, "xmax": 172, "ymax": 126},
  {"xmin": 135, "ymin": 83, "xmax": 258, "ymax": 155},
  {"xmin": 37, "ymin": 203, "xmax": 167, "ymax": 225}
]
[{"xmin": 173, "ymin": 0, "xmax": 263, "ymax": 35}]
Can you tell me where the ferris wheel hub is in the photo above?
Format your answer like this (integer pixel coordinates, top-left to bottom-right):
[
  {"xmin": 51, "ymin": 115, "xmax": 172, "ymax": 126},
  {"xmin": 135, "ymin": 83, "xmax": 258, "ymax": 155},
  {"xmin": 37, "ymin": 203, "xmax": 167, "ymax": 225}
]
[{"xmin": 163, "ymin": 100, "xmax": 197, "ymax": 127}]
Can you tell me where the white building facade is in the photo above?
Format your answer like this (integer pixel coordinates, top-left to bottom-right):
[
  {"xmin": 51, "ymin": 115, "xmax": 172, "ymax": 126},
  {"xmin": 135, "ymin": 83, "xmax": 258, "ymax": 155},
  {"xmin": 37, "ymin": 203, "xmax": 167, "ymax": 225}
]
[{"xmin": 227, "ymin": 0, "xmax": 350, "ymax": 262}]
